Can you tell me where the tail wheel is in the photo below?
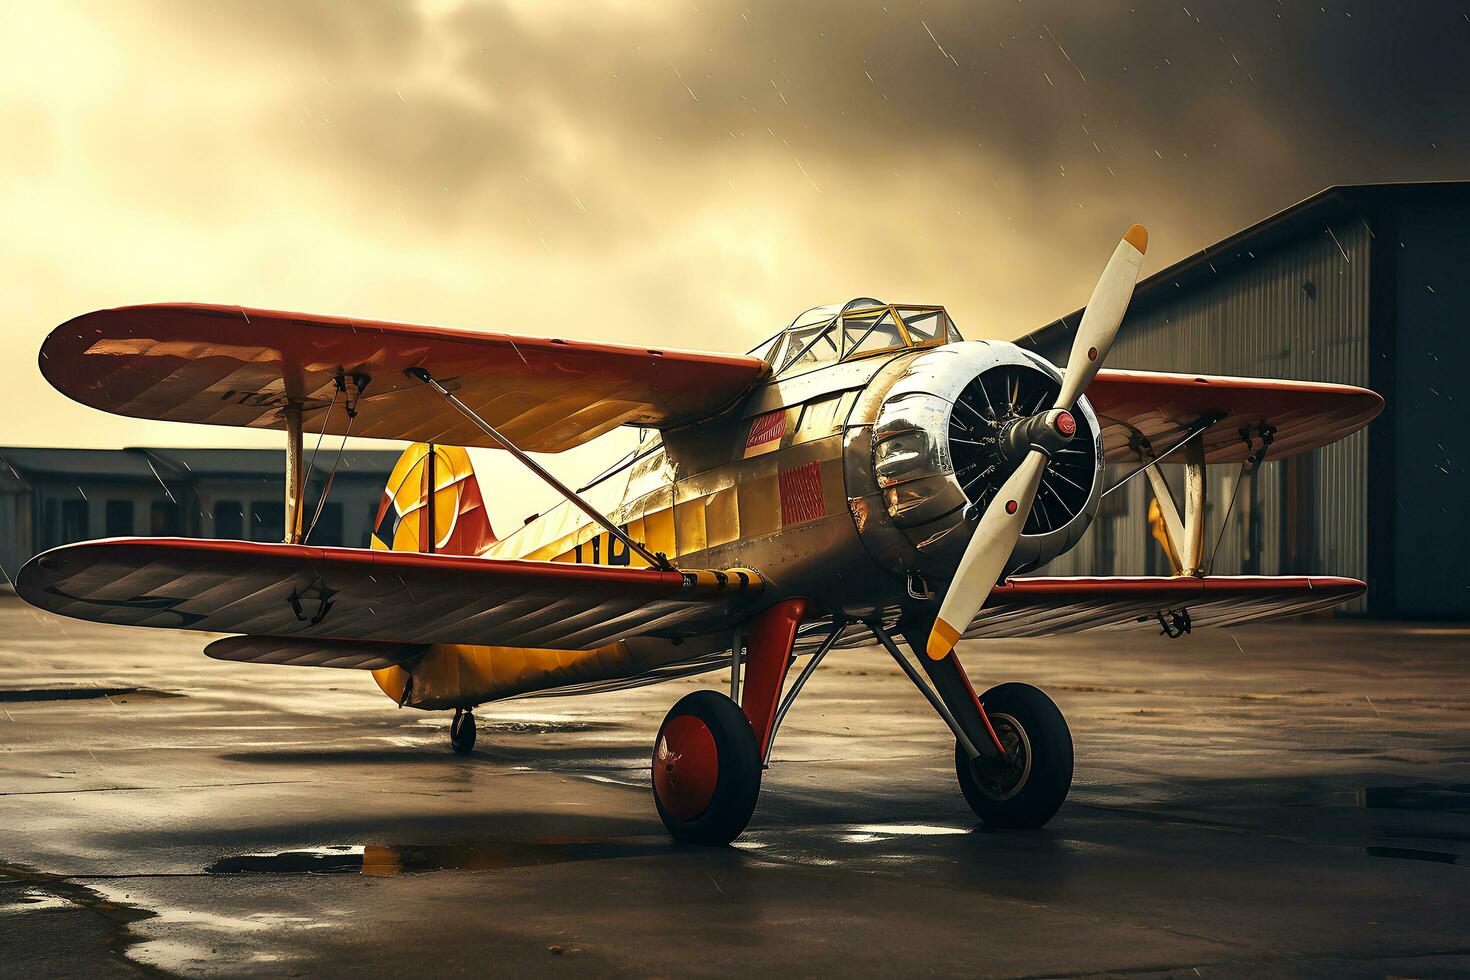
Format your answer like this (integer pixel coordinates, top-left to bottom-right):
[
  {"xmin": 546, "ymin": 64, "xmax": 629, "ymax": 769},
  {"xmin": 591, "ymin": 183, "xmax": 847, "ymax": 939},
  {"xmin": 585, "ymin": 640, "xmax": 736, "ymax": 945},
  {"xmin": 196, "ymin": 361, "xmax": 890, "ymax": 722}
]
[
  {"xmin": 955, "ymin": 682, "xmax": 1072, "ymax": 829},
  {"xmin": 449, "ymin": 708, "xmax": 476, "ymax": 755},
  {"xmin": 652, "ymin": 690, "xmax": 761, "ymax": 845}
]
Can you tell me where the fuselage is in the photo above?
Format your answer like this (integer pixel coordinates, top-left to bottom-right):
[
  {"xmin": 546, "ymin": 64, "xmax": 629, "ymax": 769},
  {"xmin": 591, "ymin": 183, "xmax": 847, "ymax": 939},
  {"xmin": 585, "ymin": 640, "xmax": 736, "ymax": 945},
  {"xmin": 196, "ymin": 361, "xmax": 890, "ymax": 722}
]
[{"xmin": 375, "ymin": 302, "xmax": 1105, "ymax": 709}]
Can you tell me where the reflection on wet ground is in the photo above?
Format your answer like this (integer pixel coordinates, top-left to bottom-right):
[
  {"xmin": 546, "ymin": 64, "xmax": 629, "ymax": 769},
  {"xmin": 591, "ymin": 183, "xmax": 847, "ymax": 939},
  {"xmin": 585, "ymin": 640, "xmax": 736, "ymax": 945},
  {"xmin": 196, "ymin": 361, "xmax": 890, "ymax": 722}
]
[
  {"xmin": 207, "ymin": 839, "xmax": 676, "ymax": 876},
  {"xmin": 0, "ymin": 686, "xmax": 182, "ymax": 702},
  {"xmin": 1363, "ymin": 845, "xmax": 1459, "ymax": 864},
  {"xmin": 203, "ymin": 822, "xmax": 987, "ymax": 880},
  {"xmin": 0, "ymin": 863, "xmax": 156, "ymax": 966},
  {"xmin": 1358, "ymin": 783, "xmax": 1470, "ymax": 812}
]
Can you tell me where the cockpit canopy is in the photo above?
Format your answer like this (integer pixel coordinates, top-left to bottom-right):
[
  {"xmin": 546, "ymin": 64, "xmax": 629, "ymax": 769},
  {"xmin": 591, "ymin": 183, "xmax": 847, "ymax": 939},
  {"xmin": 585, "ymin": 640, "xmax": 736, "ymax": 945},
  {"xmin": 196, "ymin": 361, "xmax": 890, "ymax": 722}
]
[{"xmin": 750, "ymin": 298, "xmax": 963, "ymax": 376}]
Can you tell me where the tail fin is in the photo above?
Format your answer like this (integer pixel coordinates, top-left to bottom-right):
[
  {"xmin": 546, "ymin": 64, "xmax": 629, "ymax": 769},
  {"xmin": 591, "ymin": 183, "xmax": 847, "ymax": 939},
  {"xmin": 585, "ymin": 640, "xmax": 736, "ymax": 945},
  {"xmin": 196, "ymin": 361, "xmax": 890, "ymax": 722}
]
[{"xmin": 371, "ymin": 443, "xmax": 497, "ymax": 556}]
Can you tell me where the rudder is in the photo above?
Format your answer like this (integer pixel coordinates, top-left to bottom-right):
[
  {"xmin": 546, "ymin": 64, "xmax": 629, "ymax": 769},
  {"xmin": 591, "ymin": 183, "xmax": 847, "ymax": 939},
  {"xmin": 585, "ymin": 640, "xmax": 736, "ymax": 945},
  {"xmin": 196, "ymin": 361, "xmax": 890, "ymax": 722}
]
[{"xmin": 372, "ymin": 443, "xmax": 497, "ymax": 556}]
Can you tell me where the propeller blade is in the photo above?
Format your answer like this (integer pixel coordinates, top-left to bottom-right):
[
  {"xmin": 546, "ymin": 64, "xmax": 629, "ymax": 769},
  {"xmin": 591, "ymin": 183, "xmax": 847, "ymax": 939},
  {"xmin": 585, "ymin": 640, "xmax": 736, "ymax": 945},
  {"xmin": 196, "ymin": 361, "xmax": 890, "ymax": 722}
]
[
  {"xmin": 926, "ymin": 224, "xmax": 1149, "ymax": 660},
  {"xmin": 1055, "ymin": 223, "xmax": 1148, "ymax": 409},
  {"xmin": 926, "ymin": 449, "xmax": 1047, "ymax": 660}
]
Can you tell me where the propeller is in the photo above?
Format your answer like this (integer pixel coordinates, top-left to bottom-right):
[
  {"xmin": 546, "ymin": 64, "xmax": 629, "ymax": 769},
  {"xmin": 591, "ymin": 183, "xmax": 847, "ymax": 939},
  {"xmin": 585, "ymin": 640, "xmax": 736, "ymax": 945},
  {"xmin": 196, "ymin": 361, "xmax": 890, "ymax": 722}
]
[{"xmin": 925, "ymin": 224, "xmax": 1148, "ymax": 660}]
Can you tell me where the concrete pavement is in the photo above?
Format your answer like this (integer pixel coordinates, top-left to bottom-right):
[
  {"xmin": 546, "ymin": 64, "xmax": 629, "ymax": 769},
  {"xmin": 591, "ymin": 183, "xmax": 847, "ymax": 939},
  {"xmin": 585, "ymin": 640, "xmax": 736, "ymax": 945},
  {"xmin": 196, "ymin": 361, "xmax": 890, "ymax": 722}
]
[{"xmin": 2, "ymin": 598, "xmax": 1468, "ymax": 977}]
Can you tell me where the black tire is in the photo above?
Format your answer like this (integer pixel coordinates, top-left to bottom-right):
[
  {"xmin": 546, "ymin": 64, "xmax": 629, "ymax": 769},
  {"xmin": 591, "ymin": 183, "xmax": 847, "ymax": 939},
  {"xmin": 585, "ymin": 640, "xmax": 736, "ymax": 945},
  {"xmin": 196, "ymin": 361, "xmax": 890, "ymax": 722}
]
[
  {"xmin": 652, "ymin": 690, "xmax": 762, "ymax": 846},
  {"xmin": 450, "ymin": 709, "xmax": 476, "ymax": 755},
  {"xmin": 955, "ymin": 682, "xmax": 1072, "ymax": 829}
]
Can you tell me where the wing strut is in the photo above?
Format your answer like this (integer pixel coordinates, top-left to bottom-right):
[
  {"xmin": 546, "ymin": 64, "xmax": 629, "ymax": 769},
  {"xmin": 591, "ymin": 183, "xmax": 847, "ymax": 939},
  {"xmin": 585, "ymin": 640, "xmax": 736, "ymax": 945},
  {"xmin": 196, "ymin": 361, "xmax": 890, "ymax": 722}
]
[
  {"xmin": 407, "ymin": 367, "xmax": 674, "ymax": 570},
  {"xmin": 284, "ymin": 402, "xmax": 305, "ymax": 543}
]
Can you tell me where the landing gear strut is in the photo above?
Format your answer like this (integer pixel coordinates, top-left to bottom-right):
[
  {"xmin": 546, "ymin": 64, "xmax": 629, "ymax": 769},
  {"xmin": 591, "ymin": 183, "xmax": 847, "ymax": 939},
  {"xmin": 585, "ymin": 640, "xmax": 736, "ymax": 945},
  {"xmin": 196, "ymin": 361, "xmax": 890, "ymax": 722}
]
[
  {"xmin": 875, "ymin": 619, "xmax": 1074, "ymax": 829},
  {"xmin": 449, "ymin": 707, "xmax": 476, "ymax": 755},
  {"xmin": 651, "ymin": 600, "xmax": 813, "ymax": 845}
]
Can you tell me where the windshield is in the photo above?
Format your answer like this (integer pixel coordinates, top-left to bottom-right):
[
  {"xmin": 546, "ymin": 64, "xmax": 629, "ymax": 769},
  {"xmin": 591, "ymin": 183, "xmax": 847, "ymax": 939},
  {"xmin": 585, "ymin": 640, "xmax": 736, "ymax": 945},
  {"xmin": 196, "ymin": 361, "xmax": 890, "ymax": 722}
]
[{"xmin": 747, "ymin": 300, "xmax": 961, "ymax": 375}]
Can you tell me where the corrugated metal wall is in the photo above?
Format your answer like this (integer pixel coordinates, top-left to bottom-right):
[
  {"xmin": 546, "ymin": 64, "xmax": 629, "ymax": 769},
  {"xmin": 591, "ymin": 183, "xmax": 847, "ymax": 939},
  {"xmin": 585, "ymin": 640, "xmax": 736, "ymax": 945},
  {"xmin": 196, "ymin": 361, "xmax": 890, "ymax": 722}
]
[{"xmin": 1029, "ymin": 215, "xmax": 1372, "ymax": 610}]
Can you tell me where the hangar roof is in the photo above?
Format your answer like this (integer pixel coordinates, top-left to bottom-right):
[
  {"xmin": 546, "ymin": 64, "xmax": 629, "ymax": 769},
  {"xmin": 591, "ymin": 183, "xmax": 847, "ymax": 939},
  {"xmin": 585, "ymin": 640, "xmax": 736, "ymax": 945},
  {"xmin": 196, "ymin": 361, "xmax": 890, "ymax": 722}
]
[
  {"xmin": 0, "ymin": 447, "xmax": 399, "ymax": 483},
  {"xmin": 1021, "ymin": 180, "xmax": 1470, "ymax": 353}
]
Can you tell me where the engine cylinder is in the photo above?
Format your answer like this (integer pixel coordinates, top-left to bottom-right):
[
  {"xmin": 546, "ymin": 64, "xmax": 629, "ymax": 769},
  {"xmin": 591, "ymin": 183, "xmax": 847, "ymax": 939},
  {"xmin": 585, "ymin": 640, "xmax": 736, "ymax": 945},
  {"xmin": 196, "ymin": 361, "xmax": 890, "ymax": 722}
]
[{"xmin": 843, "ymin": 341, "xmax": 1103, "ymax": 590}]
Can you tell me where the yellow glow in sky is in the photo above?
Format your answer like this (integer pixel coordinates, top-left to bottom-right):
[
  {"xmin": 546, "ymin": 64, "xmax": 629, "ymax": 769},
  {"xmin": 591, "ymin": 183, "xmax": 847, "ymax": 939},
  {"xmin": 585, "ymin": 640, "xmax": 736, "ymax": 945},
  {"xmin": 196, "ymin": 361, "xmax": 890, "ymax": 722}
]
[{"xmin": 3, "ymin": 1, "xmax": 1463, "ymax": 526}]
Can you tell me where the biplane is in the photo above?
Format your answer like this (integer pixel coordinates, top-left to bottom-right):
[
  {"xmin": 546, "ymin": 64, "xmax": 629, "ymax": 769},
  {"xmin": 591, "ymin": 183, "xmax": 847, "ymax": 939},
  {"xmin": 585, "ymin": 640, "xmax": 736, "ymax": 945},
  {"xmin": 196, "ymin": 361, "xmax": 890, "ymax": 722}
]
[{"xmin": 18, "ymin": 225, "xmax": 1381, "ymax": 844}]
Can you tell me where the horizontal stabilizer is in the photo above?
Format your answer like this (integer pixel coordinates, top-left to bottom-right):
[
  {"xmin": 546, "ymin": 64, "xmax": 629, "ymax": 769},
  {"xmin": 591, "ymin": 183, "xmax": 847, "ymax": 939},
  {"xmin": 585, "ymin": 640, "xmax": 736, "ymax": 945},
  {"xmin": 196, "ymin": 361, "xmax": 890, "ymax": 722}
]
[
  {"xmin": 17, "ymin": 538, "xmax": 761, "ymax": 652},
  {"xmin": 41, "ymin": 304, "xmax": 769, "ymax": 452},
  {"xmin": 1086, "ymin": 370, "xmax": 1382, "ymax": 463},
  {"xmin": 206, "ymin": 635, "xmax": 425, "ymax": 670}
]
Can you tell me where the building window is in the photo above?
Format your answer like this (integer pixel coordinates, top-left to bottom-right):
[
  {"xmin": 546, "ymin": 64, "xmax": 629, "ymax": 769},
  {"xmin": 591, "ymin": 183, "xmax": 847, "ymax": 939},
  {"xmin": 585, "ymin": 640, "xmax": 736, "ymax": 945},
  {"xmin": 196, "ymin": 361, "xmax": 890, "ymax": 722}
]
[
  {"xmin": 105, "ymin": 500, "xmax": 134, "ymax": 537},
  {"xmin": 150, "ymin": 500, "xmax": 180, "ymax": 536},
  {"xmin": 312, "ymin": 502, "xmax": 344, "ymax": 546},
  {"xmin": 365, "ymin": 501, "xmax": 380, "ymax": 548},
  {"xmin": 213, "ymin": 500, "xmax": 243, "ymax": 540},
  {"xmin": 61, "ymin": 499, "xmax": 89, "ymax": 544},
  {"xmin": 250, "ymin": 501, "xmax": 284, "ymax": 542}
]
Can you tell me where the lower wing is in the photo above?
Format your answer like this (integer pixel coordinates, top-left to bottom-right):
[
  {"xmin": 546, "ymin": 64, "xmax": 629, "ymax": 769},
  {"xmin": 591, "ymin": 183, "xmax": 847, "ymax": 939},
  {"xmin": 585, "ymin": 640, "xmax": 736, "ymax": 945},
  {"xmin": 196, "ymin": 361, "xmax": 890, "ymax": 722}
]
[
  {"xmin": 16, "ymin": 538, "xmax": 761, "ymax": 653},
  {"xmin": 962, "ymin": 575, "xmax": 1363, "ymax": 639}
]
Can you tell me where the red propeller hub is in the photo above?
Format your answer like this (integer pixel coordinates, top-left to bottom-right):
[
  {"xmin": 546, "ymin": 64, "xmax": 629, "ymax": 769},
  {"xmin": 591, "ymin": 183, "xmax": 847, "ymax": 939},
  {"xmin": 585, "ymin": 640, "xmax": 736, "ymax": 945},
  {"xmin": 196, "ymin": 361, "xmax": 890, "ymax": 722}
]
[{"xmin": 1055, "ymin": 410, "xmax": 1077, "ymax": 437}]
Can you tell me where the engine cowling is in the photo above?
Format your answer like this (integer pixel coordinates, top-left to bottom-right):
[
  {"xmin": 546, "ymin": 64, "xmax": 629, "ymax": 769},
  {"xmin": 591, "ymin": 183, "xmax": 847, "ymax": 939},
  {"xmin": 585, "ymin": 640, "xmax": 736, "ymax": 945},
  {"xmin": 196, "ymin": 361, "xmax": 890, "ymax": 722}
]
[{"xmin": 844, "ymin": 340, "xmax": 1103, "ymax": 592}]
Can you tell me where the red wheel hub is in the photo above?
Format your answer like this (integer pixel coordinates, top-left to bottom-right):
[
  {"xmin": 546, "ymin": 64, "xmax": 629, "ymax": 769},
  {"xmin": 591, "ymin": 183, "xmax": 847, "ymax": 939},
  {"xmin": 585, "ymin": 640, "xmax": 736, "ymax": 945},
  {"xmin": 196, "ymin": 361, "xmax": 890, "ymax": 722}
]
[{"xmin": 653, "ymin": 715, "xmax": 719, "ymax": 821}]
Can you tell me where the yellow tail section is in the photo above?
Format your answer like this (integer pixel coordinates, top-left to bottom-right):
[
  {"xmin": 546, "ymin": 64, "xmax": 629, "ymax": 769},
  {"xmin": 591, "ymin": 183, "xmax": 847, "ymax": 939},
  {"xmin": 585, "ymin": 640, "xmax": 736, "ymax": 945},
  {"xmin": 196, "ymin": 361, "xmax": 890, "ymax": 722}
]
[
  {"xmin": 368, "ymin": 442, "xmax": 643, "ymax": 710},
  {"xmin": 371, "ymin": 443, "xmax": 497, "ymax": 556}
]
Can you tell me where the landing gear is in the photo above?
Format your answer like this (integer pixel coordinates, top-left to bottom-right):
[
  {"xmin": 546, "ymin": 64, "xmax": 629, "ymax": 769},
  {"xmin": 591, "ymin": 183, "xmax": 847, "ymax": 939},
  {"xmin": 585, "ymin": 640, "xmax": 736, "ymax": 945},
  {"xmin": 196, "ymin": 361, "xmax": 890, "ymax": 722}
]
[
  {"xmin": 449, "ymin": 707, "xmax": 476, "ymax": 755},
  {"xmin": 955, "ymin": 682, "xmax": 1072, "ymax": 829},
  {"xmin": 651, "ymin": 690, "xmax": 761, "ymax": 846}
]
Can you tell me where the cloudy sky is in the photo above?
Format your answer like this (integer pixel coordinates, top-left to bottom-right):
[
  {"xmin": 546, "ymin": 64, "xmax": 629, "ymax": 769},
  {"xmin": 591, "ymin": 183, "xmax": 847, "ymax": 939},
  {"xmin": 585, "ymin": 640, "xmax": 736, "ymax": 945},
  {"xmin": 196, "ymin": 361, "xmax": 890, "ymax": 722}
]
[{"xmin": 2, "ymin": 0, "xmax": 1467, "ymax": 522}]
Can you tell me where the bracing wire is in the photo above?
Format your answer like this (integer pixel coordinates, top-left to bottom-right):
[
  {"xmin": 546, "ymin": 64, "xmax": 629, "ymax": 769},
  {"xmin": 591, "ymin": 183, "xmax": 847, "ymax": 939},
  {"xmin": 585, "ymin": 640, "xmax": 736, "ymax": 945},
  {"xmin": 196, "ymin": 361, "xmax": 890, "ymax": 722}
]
[
  {"xmin": 1204, "ymin": 461, "xmax": 1249, "ymax": 576},
  {"xmin": 304, "ymin": 411, "xmax": 355, "ymax": 544},
  {"xmin": 303, "ymin": 388, "xmax": 340, "ymax": 484}
]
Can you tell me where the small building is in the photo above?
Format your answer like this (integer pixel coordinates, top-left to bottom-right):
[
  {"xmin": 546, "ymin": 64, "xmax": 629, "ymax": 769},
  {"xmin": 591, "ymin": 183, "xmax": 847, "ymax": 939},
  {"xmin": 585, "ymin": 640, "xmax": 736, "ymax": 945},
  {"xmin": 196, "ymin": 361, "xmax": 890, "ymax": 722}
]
[
  {"xmin": 0, "ymin": 447, "xmax": 400, "ymax": 584},
  {"xmin": 1019, "ymin": 181, "xmax": 1470, "ymax": 618}
]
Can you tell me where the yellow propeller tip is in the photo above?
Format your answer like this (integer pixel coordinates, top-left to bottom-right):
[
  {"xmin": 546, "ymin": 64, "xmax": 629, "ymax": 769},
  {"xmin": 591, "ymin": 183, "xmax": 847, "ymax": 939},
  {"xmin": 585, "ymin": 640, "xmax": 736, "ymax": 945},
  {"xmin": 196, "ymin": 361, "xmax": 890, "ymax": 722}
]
[
  {"xmin": 926, "ymin": 618, "xmax": 963, "ymax": 660},
  {"xmin": 1124, "ymin": 223, "xmax": 1149, "ymax": 255}
]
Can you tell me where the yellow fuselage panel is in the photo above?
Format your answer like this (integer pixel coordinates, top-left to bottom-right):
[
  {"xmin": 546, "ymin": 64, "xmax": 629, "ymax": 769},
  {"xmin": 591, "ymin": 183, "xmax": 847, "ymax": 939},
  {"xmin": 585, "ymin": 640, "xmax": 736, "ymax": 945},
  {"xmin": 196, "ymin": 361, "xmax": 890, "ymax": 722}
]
[
  {"xmin": 371, "ymin": 632, "xmax": 721, "ymax": 709},
  {"xmin": 494, "ymin": 433, "xmax": 847, "ymax": 571},
  {"xmin": 381, "ymin": 383, "xmax": 859, "ymax": 709}
]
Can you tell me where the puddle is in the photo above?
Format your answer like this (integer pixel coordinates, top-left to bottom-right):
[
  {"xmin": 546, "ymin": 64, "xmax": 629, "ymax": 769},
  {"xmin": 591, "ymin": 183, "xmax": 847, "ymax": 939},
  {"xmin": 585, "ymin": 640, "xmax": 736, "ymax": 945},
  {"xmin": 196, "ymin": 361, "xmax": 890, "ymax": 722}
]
[
  {"xmin": 1363, "ymin": 846, "xmax": 1459, "ymax": 865},
  {"xmin": 420, "ymin": 717, "xmax": 614, "ymax": 731},
  {"xmin": 1358, "ymin": 784, "xmax": 1470, "ymax": 813},
  {"xmin": 206, "ymin": 838, "xmax": 674, "ymax": 876},
  {"xmin": 833, "ymin": 823, "xmax": 971, "ymax": 844},
  {"xmin": 0, "ymin": 863, "xmax": 156, "ymax": 967},
  {"xmin": 85, "ymin": 885, "xmax": 345, "ymax": 975},
  {"xmin": 0, "ymin": 686, "xmax": 182, "ymax": 702},
  {"xmin": 733, "ymin": 823, "xmax": 976, "ymax": 863},
  {"xmin": 207, "ymin": 845, "xmax": 364, "ymax": 875},
  {"xmin": 413, "ymin": 713, "xmax": 614, "ymax": 736},
  {"xmin": 848, "ymin": 823, "xmax": 969, "ymax": 836},
  {"xmin": 0, "ymin": 886, "xmax": 77, "ymax": 915},
  {"xmin": 482, "ymin": 720, "xmax": 614, "ymax": 735}
]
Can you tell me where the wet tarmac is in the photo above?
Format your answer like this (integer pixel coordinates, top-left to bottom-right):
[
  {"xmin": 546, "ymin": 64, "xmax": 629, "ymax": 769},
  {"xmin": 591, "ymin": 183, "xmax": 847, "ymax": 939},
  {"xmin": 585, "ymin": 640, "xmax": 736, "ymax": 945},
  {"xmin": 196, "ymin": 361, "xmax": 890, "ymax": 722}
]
[{"xmin": 1, "ymin": 597, "xmax": 1468, "ymax": 977}]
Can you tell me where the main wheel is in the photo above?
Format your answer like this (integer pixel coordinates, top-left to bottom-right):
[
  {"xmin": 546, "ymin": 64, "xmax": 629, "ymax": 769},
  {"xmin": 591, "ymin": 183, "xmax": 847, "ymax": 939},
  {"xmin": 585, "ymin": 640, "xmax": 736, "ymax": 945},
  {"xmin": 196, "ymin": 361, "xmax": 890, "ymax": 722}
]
[
  {"xmin": 955, "ymin": 682, "xmax": 1072, "ymax": 829},
  {"xmin": 652, "ymin": 690, "xmax": 761, "ymax": 846},
  {"xmin": 449, "ymin": 708, "xmax": 476, "ymax": 755}
]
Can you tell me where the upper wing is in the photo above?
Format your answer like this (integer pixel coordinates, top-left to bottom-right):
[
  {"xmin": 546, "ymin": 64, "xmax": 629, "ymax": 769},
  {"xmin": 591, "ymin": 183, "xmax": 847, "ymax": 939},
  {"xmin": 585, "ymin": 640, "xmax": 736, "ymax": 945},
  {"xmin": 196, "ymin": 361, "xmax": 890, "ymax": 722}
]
[
  {"xmin": 961, "ymin": 575, "xmax": 1364, "ymax": 639},
  {"xmin": 16, "ymin": 538, "xmax": 762, "ymax": 651},
  {"xmin": 1084, "ymin": 370, "xmax": 1382, "ymax": 463},
  {"xmin": 41, "ymin": 304, "xmax": 769, "ymax": 452}
]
